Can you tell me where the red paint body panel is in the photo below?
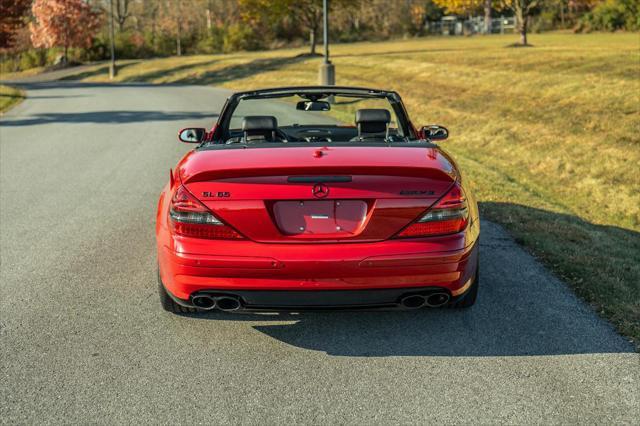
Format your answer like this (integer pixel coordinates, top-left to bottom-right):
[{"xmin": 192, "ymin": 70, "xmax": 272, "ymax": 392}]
[
  {"xmin": 157, "ymin": 231, "xmax": 478, "ymax": 300},
  {"xmin": 156, "ymin": 145, "xmax": 480, "ymax": 302},
  {"xmin": 177, "ymin": 146, "xmax": 456, "ymax": 183}
]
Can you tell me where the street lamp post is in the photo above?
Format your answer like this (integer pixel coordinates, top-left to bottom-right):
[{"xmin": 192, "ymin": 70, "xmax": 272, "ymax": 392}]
[
  {"xmin": 318, "ymin": 0, "xmax": 335, "ymax": 86},
  {"xmin": 108, "ymin": 0, "xmax": 117, "ymax": 79}
]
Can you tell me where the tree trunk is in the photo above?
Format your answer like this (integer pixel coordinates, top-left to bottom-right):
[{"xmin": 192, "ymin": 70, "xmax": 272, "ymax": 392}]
[
  {"xmin": 206, "ymin": 0, "xmax": 212, "ymax": 30},
  {"xmin": 484, "ymin": 0, "xmax": 492, "ymax": 34},
  {"xmin": 176, "ymin": 31, "xmax": 181, "ymax": 56},
  {"xmin": 515, "ymin": 4, "xmax": 527, "ymax": 45},
  {"xmin": 36, "ymin": 48, "xmax": 47, "ymax": 67},
  {"xmin": 151, "ymin": 7, "xmax": 157, "ymax": 50},
  {"xmin": 115, "ymin": 0, "xmax": 128, "ymax": 32},
  {"xmin": 309, "ymin": 28, "xmax": 317, "ymax": 55},
  {"xmin": 520, "ymin": 19, "xmax": 528, "ymax": 45},
  {"xmin": 62, "ymin": 23, "xmax": 69, "ymax": 65},
  {"xmin": 175, "ymin": 0, "xmax": 182, "ymax": 56}
]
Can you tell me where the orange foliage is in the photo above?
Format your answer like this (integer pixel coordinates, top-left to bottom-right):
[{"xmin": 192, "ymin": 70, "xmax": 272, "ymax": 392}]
[
  {"xmin": 433, "ymin": 0, "xmax": 486, "ymax": 15},
  {"xmin": 30, "ymin": 0, "xmax": 102, "ymax": 51},
  {"xmin": 0, "ymin": 0, "xmax": 30, "ymax": 49}
]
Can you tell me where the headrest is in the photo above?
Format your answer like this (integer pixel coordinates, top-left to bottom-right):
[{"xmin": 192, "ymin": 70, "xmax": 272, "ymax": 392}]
[
  {"xmin": 242, "ymin": 116, "xmax": 278, "ymax": 131},
  {"xmin": 355, "ymin": 109, "xmax": 391, "ymax": 124}
]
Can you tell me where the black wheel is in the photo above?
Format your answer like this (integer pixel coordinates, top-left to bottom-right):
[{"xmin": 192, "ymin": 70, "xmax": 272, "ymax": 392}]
[
  {"xmin": 451, "ymin": 265, "xmax": 479, "ymax": 309},
  {"xmin": 157, "ymin": 268, "xmax": 197, "ymax": 314}
]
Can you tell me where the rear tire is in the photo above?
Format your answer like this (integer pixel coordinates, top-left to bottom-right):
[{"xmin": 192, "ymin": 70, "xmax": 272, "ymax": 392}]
[
  {"xmin": 451, "ymin": 266, "xmax": 479, "ymax": 309},
  {"xmin": 158, "ymin": 268, "xmax": 197, "ymax": 314}
]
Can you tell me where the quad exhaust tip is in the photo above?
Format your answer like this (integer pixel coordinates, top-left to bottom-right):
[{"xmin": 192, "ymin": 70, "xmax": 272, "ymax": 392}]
[
  {"xmin": 425, "ymin": 292, "xmax": 450, "ymax": 308},
  {"xmin": 191, "ymin": 294, "xmax": 216, "ymax": 310},
  {"xmin": 216, "ymin": 296, "xmax": 241, "ymax": 311},
  {"xmin": 400, "ymin": 294, "xmax": 427, "ymax": 309},
  {"xmin": 191, "ymin": 295, "xmax": 242, "ymax": 311},
  {"xmin": 400, "ymin": 292, "xmax": 450, "ymax": 309}
]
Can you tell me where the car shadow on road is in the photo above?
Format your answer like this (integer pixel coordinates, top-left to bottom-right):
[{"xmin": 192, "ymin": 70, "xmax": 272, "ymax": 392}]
[
  {"xmin": 180, "ymin": 206, "xmax": 636, "ymax": 357},
  {"xmin": 187, "ymin": 300, "xmax": 631, "ymax": 357},
  {"xmin": 185, "ymin": 298, "xmax": 632, "ymax": 356}
]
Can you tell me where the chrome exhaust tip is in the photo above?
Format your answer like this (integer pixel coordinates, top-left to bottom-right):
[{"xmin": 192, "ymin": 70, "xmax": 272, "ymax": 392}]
[
  {"xmin": 191, "ymin": 294, "xmax": 216, "ymax": 310},
  {"xmin": 216, "ymin": 296, "xmax": 241, "ymax": 311},
  {"xmin": 400, "ymin": 294, "xmax": 427, "ymax": 309},
  {"xmin": 425, "ymin": 292, "xmax": 450, "ymax": 308}
]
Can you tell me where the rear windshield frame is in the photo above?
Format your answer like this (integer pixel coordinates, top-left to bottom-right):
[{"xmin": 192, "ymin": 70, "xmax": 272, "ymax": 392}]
[{"xmin": 208, "ymin": 87, "xmax": 417, "ymax": 146}]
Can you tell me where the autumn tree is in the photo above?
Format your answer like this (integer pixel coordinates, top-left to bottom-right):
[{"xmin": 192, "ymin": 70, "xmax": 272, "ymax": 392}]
[
  {"xmin": 240, "ymin": 0, "xmax": 359, "ymax": 55},
  {"xmin": 114, "ymin": 0, "xmax": 132, "ymax": 31},
  {"xmin": 483, "ymin": 0, "xmax": 493, "ymax": 32},
  {"xmin": 30, "ymin": 0, "xmax": 102, "ymax": 64},
  {"xmin": 291, "ymin": 0, "xmax": 323, "ymax": 54},
  {"xmin": 433, "ymin": 0, "xmax": 493, "ymax": 33},
  {"xmin": 436, "ymin": 0, "xmax": 543, "ymax": 44},
  {"xmin": 498, "ymin": 0, "xmax": 544, "ymax": 45},
  {"xmin": 205, "ymin": 0, "xmax": 240, "ymax": 29},
  {"xmin": 156, "ymin": 0, "xmax": 210, "ymax": 56},
  {"xmin": 0, "ymin": 0, "xmax": 31, "ymax": 50},
  {"xmin": 132, "ymin": 0, "xmax": 161, "ymax": 50}
]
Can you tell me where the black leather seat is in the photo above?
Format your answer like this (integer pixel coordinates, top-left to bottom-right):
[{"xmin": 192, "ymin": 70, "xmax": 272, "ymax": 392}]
[
  {"xmin": 352, "ymin": 109, "xmax": 391, "ymax": 141},
  {"xmin": 242, "ymin": 115, "xmax": 278, "ymax": 142}
]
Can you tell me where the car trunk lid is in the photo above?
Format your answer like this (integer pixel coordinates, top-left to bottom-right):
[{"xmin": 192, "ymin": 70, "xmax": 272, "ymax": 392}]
[{"xmin": 180, "ymin": 146, "xmax": 456, "ymax": 242}]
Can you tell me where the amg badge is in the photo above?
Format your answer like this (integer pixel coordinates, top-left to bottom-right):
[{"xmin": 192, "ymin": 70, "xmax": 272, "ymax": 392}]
[{"xmin": 400, "ymin": 190, "xmax": 435, "ymax": 196}]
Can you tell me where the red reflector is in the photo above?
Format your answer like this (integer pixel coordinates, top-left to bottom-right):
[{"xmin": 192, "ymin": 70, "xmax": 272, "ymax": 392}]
[
  {"xmin": 396, "ymin": 217, "xmax": 467, "ymax": 238},
  {"xmin": 171, "ymin": 221, "xmax": 243, "ymax": 240}
]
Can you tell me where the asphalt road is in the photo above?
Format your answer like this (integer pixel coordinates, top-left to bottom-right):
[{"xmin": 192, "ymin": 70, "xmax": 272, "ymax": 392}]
[{"xmin": 1, "ymin": 82, "xmax": 637, "ymax": 424}]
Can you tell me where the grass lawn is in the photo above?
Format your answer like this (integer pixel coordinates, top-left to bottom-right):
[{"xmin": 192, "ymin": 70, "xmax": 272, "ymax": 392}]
[
  {"xmin": 67, "ymin": 32, "xmax": 639, "ymax": 345},
  {"xmin": 0, "ymin": 85, "xmax": 25, "ymax": 114},
  {"xmin": 0, "ymin": 66, "xmax": 45, "ymax": 81}
]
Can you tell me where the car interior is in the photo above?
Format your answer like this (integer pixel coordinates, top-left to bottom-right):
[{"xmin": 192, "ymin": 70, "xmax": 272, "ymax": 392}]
[{"xmin": 226, "ymin": 108, "xmax": 403, "ymax": 144}]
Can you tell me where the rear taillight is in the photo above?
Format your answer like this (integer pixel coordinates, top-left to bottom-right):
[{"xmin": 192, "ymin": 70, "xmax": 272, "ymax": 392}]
[
  {"xmin": 169, "ymin": 185, "xmax": 243, "ymax": 239},
  {"xmin": 395, "ymin": 182, "xmax": 469, "ymax": 238}
]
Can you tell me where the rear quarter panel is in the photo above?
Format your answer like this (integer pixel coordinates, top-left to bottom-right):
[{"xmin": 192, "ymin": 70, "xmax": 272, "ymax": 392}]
[{"xmin": 436, "ymin": 146, "xmax": 480, "ymax": 233}]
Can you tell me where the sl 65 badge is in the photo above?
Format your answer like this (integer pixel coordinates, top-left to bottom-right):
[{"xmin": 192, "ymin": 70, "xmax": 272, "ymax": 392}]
[{"xmin": 202, "ymin": 191, "xmax": 230, "ymax": 198}]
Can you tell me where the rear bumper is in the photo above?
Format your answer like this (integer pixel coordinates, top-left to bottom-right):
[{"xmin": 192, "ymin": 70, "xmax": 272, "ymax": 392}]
[
  {"xmin": 166, "ymin": 285, "xmax": 461, "ymax": 310},
  {"xmin": 158, "ymin": 233, "xmax": 479, "ymax": 304}
]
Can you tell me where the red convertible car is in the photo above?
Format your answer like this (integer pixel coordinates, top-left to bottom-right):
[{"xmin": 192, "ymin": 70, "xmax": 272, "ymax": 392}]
[{"xmin": 156, "ymin": 86, "xmax": 479, "ymax": 313}]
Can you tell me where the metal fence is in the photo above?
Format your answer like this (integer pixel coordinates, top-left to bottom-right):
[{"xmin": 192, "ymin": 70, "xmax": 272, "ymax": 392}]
[{"xmin": 425, "ymin": 16, "xmax": 517, "ymax": 36}]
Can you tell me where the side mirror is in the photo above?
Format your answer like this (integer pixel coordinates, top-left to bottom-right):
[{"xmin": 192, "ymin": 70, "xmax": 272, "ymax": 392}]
[
  {"xmin": 421, "ymin": 125, "xmax": 449, "ymax": 141},
  {"xmin": 296, "ymin": 100, "xmax": 330, "ymax": 111},
  {"xmin": 178, "ymin": 127, "xmax": 206, "ymax": 143}
]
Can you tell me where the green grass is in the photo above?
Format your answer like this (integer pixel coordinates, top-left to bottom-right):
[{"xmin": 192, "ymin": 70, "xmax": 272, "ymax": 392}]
[
  {"xmin": 66, "ymin": 33, "xmax": 640, "ymax": 345},
  {"xmin": 0, "ymin": 85, "xmax": 25, "ymax": 114}
]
